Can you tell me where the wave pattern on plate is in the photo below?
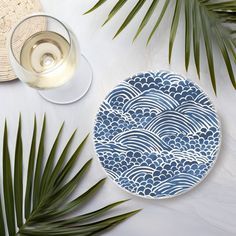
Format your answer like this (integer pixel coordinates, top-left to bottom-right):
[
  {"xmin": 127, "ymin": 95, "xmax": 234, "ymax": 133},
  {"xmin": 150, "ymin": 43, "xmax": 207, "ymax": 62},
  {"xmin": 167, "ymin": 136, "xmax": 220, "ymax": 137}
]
[{"xmin": 94, "ymin": 71, "xmax": 221, "ymax": 199}]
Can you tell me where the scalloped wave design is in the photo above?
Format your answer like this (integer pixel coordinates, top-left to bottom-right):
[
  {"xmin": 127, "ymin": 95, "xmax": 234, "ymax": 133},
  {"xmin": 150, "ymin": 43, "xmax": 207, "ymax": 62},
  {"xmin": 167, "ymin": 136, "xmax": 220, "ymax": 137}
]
[{"xmin": 94, "ymin": 71, "xmax": 221, "ymax": 199}]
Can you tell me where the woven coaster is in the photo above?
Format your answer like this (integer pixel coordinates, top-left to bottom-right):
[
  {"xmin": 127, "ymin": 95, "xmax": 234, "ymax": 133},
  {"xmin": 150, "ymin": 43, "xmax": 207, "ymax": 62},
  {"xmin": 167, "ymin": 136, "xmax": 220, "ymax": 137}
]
[{"xmin": 0, "ymin": 0, "xmax": 44, "ymax": 82}]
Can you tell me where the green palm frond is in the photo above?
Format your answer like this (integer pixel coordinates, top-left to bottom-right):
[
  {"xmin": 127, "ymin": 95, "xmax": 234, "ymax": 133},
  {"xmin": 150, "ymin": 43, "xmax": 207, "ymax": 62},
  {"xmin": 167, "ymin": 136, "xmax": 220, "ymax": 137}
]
[
  {"xmin": 85, "ymin": 0, "xmax": 236, "ymax": 94},
  {"xmin": 0, "ymin": 115, "xmax": 140, "ymax": 236}
]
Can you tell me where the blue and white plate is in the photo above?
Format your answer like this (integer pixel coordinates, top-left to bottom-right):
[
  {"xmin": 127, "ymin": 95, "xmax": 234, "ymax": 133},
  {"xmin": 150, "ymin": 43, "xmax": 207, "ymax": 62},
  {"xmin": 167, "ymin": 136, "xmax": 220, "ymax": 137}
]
[{"xmin": 93, "ymin": 71, "xmax": 221, "ymax": 199}]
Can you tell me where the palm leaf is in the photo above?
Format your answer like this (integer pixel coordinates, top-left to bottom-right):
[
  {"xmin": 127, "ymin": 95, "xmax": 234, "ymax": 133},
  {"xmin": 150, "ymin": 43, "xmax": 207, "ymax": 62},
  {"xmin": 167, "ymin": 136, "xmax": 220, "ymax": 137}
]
[
  {"xmin": 51, "ymin": 178, "xmax": 107, "ymax": 219},
  {"xmin": 84, "ymin": 0, "xmax": 107, "ymax": 14},
  {"xmin": 103, "ymin": 0, "xmax": 128, "ymax": 26},
  {"xmin": 0, "ymin": 192, "xmax": 5, "ymax": 235},
  {"xmin": 214, "ymin": 26, "xmax": 236, "ymax": 88},
  {"xmin": 113, "ymin": 0, "xmax": 146, "ymax": 39},
  {"xmin": 44, "ymin": 159, "xmax": 92, "ymax": 210},
  {"xmin": 19, "ymin": 210, "xmax": 140, "ymax": 236},
  {"xmin": 53, "ymin": 199, "xmax": 129, "ymax": 224},
  {"xmin": 184, "ymin": 0, "xmax": 192, "ymax": 70},
  {"xmin": 45, "ymin": 129, "xmax": 77, "ymax": 194},
  {"xmin": 39, "ymin": 122, "xmax": 64, "ymax": 199},
  {"xmin": 3, "ymin": 121, "xmax": 16, "ymax": 236},
  {"xmin": 200, "ymin": 7, "xmax": 217, "ymax": 94},
  {"xmin": 53, "ymin": 134, "xmax": 89, "ymax": 188},
  {"xmin": 133, "ymin": 0, "xmax": 160, "ymax": 41},
  {"xmin": 31, "ymin": 178, "xmax": 106, "ymax": 221},
  {"xmin": 33, "ymin": 114, "xmax": 46, "ymax": 209},
  {"xmin": 25, "ymin": 115, "xmax": 37, "ymax": 219},
  {"xmin": 147, "ymin": 0, "xmax": 170, "ymax": 45},
  {"xmin": 169, "ymin": 0, "xmax": 182, "ymax": 63},
  {"xmin": 0, "ymin": 115, "xmax": 140, "ymax": 235},
  {"xmin": 192, "ymin": 0, "xmax": 201, "ymax": 77},
  {"xmin": 85, "ymin": 0, "xmax": 236, "ymax": 93},
  {"xmin": 14, "ymin": 115, "xmax": 23, "ymax": 228}
]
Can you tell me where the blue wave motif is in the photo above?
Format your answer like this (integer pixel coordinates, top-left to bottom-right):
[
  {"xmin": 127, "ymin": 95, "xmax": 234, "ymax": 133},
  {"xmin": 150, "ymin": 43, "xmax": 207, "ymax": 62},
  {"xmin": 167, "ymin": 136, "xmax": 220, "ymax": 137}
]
[
  {"xmin": 145, "ymin": 110, "xmax": 201, "ymax": 137},
  {"xmin": 176, "ymin": 101, "xmax": 218, "ymax": 127},
  {"xmin": 113, "ymin": 129, "xmax": 171, "ymax": 152},
  {"xmin": 123, "ymin": 90, "xmax": 179, "ymax": 113},
  {"xmin": 94, "ymin": 71, "xmax": 221, "ymax": 199},
  {"xmin": 152, "ymin": 173, "xmax": 200, "ymax": 197}
]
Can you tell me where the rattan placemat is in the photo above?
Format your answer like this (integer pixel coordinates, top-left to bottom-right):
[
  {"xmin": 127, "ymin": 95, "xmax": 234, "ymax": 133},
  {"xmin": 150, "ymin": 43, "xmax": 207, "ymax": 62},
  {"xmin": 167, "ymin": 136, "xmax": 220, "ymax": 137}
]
[{"xmin": 0, "ymin": 0, "xmax": 44, "ymax": 82}]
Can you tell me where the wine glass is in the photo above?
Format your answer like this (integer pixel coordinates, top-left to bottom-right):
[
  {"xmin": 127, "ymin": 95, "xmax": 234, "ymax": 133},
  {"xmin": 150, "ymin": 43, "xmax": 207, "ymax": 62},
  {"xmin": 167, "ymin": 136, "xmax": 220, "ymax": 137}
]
[{"xmin": 8, "ymin": 13, "xmax": 93, "ymax": 104}]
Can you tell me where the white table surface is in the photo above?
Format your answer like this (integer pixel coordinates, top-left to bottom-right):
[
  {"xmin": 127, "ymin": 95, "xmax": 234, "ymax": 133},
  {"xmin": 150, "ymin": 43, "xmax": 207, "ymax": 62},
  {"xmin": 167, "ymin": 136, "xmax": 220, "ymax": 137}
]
[{"xmin": 1, "ymin": 1, "xmax": 236, "ymax": 235}]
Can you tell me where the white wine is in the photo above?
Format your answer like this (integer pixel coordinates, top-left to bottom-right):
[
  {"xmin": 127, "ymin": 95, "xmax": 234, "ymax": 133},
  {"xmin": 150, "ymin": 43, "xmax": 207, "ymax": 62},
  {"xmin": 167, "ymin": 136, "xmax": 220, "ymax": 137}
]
[
  {"xmin": 9, "ymin": 14, "xmax": 92, "ymax": 104},
  {"xmin": 20, "ymin": 31, "xmax": 77, "ymax": 89}
]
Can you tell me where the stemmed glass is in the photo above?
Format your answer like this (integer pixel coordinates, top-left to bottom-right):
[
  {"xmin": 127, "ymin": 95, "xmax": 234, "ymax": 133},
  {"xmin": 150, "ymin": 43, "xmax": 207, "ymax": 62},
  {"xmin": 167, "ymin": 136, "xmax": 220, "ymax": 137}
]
[{"xmin": 8, "ymin": 13, "xmax": 92, "ymax": 104}]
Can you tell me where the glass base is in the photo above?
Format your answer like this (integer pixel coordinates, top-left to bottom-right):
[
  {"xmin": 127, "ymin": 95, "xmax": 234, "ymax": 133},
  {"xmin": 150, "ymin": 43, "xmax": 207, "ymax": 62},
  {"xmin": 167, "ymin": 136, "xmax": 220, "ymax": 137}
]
[{"xmin": 38, "ymin": 55, "xmax": 93, "ymax": 104}]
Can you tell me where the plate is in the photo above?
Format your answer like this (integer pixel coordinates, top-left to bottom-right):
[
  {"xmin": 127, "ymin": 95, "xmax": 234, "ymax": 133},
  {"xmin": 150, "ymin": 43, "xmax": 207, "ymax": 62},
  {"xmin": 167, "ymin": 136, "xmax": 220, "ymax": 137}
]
[{"xmin": 93, "ymin": 71, "xmax": 221, "ymax": 199}]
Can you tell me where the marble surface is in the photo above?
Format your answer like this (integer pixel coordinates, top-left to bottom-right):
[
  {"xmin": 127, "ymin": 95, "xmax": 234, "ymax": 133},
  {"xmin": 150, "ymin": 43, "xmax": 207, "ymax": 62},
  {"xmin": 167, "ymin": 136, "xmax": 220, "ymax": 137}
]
[{"xmin": 0, "ymin": 0, "xmax": 236, "ymax": 235}]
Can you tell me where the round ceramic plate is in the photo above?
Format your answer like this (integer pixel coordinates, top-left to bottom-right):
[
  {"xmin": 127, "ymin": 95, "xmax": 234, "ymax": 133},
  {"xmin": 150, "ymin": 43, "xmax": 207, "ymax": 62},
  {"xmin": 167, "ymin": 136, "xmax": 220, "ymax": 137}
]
[{"xmin": 93, "ymin": 71, "xmax": 221, "ymax": 199}]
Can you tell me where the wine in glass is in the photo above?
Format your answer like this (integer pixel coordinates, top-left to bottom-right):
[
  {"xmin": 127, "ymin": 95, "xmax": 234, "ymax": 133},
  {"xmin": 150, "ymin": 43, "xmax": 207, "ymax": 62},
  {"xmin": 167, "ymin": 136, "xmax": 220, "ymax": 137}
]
[{"xmin": 9, "ymin": 14, "xmax": 92, "ymax": 104}]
